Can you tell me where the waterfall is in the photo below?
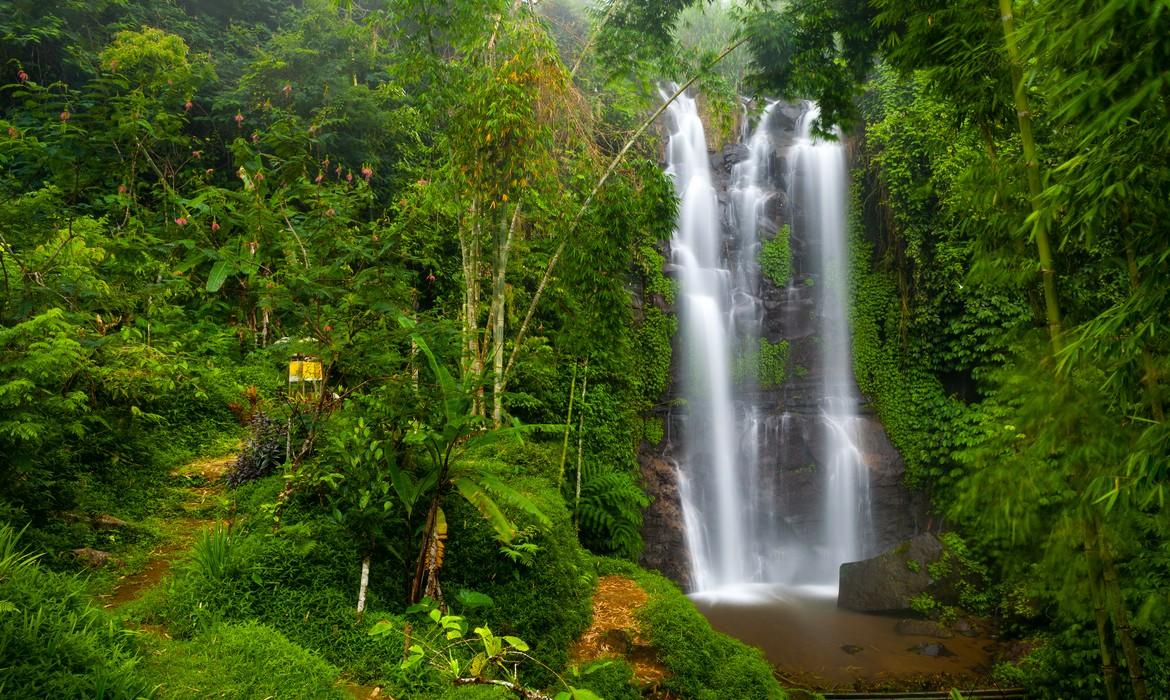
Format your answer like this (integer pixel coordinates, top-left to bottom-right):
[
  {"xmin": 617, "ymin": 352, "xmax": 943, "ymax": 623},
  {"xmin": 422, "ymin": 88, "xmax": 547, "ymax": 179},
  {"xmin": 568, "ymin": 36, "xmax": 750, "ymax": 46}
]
[
  {"xmin": 665, "ymin": 89, "xmax": 744, "ymax": 590},
  {"xmin": 789, "ymin": 102, "xmax": 872, "ymax": 582},
  {"xmin": 667, "ymin": 92, "xmax": 872, "ymax": 594}
]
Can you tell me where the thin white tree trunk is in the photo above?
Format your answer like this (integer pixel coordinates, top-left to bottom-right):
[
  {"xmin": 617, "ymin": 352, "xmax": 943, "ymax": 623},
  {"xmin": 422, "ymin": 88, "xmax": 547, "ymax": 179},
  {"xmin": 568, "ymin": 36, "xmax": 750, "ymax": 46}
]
[{"xmin": 357, "ymin": 554, "xmax": 371, "ymax": 616}]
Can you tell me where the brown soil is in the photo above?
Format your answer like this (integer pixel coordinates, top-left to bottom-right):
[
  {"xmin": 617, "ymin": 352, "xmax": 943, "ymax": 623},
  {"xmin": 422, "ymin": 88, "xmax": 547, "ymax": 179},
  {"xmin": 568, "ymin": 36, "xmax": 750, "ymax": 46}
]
[
  {"xmin": 571, "ymin": 575, "xmax": 670, "ymax": 688},
  {"xmin": 100, "ymin": 454, "xmax": 234, "ymax": 611}
]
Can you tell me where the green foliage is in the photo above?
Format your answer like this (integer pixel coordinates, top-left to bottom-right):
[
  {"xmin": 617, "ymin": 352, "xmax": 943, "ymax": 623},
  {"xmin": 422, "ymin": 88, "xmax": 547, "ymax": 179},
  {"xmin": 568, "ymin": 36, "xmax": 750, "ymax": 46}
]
[
  {"xmin": 143, "ymin": 621, "xmax": 347, "ymax": 699},
  {"xmin": 759, "ymin": 224, "xmax": 793, "ymax": 288},
  {"xmin": 733, "ymin": 338, "xmax": 790, "ymax": 389},
  {"xmin": 577, "ymin": 468, "xmax": 650, "ymax": 560},
  {"xmin": 443, "ymin": 474, "xmax": 594, "ymax": 689},
  {"xmin": 594, "ymin": 558, "xmax": 787, "ymax": 700},
  {"xmin": 0, "ymin": 523, "xmax": 153, "ymax": 698}
]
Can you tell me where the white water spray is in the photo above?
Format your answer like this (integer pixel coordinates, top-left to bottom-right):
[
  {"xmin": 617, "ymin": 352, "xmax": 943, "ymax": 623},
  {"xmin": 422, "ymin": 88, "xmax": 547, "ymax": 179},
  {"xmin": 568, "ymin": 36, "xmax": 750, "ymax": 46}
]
[{"xmin": 790, "ymin": 103, "xmax": 872, "ymax": 580}]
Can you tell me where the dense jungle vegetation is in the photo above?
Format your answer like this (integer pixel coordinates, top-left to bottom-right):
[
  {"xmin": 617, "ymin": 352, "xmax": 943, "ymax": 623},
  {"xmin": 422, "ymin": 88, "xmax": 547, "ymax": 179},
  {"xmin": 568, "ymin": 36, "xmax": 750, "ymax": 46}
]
[{"xmin": 1, "ymin": 0, "xmax": 1167, "ymax": 698}]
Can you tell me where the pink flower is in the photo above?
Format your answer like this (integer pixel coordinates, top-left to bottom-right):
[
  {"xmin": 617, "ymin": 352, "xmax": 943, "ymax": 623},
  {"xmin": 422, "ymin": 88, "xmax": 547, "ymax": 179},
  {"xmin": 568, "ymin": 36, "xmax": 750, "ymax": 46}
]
[
  {"xmin": 324, "ymin": 324, "xmax": 333, "ymax": 332},
  {"xmin": 184, "ymin": 100, "xmax": 193, "ymax": 111},
  {"xmin": 335, "ymin": 165, "xmax": 342, "ymax": 176},
  {"xmin": 60, "ymin": 110, "xmax": 70, "ymax": 122},
  {"xmin": 17, "ymin": 70, "xmax": 28, "ymax": 83},
  {"xmin": 118, "ymin": 184, "xmax": 127, "ymax": 194},
  {"xmin": 175, "ymin": 217, "xmax": 188, "ymax": 226},
  {"xmin": 346, "ymin": 172, "xmax": 353, "ymax": 183},
  {"xmin": 211, "ymin": 220, "xmax": 221, "ymax": 232},
  {"xmin": 234, "ymin": 112, "xmax": 244, "ymax": 127},
  {"xmin": 314, "ymin": 172, "xmax": 324, "ymax": 184},
  {"xmin": 6, "ymin": 127, "xmax": 18, "ymax": 139},
  {"xmin": 361, "ymin": 166, "xmax": 373, "ymax": 181},
  {"xmin": 254, "ymin": 172, "xmax": 265, "ymax": 181},
  {"xmin": 282, "ymin": 84, "xmax": 292, "ymax": 98},
  {"xmin": 192, "ymin": 150, "xmax": 202, "ymax": 159},
  {"xmin": 251, "ymin": 132, "xmax": 259, "ymax": 143},
  {"xmin": 426, "ymin": 273, "xmax": 436, "ymax": 283}
]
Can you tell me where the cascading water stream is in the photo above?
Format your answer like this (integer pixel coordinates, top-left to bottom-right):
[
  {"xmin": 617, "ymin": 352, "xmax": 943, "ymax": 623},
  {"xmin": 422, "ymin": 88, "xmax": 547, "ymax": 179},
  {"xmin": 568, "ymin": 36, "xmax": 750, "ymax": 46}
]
[
  {"xmin": 664, "ymin": 89, "xmax": 744, "ymax": 590},
  {"xmin": 789, "ymin": 102, "xmax": 872, "ymax": 582}
]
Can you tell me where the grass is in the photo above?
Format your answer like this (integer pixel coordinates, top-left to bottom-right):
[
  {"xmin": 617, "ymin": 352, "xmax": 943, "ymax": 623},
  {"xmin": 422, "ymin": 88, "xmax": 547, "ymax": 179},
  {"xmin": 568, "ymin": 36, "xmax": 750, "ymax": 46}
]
[
  {"xmin": 594, "ymin": 556, "xmax": 788, "ymax": 700},
  {"xmin": 140, "ymin": 621, "xmax": 349, "ymax": 699}
]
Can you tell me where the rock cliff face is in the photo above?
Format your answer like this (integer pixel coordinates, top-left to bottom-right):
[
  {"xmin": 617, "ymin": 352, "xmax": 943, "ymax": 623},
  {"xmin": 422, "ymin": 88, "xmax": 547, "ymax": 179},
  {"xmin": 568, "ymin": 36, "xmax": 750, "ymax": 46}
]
[{"xmin": 639, "ymin": 100, "xmax": 926, "ymax": 587}]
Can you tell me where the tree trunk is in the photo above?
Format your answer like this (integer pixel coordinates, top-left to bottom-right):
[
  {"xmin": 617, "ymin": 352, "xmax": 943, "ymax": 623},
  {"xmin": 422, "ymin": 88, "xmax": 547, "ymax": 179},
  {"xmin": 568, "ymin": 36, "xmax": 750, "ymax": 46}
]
[
  {"xmin": 491, "ymin": 206, "xmax": 520, "ymax": 426},
  {"xmin": 410, "ymin": 497, "xmax": 439, "ymax": 604},
  {"xmin": 574, "ymin": 360, "xmax": 588, "ymax": 529},
  {"xmin": 357, "ymin": 553, "xmax": 371, "ymax": 618},
  {"xmin": 1098, "ymin": 529, "xmax": 1148, "ymax": 700},
  {"xmin": 1085, "ymin": 521, "xmax": 1120, "ymax": 700},
  {"xmin": 1123, "ymin": 233, "xmax": 1164, "ymax": 421},
  {"xmin": 998, "ymin": 0, "xmax": 1062, "ymax": 349},
  {"xmin": 558, "ymin": 361, "xmax": 578, "ymax": 486}
]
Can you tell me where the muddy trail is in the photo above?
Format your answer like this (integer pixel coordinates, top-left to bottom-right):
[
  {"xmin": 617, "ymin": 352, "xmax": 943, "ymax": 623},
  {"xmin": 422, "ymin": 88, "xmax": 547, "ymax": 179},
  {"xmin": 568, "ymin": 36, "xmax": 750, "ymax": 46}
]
[{"xmin": 98, "ymin": 454, "xmax": 234, "ymax": 612}]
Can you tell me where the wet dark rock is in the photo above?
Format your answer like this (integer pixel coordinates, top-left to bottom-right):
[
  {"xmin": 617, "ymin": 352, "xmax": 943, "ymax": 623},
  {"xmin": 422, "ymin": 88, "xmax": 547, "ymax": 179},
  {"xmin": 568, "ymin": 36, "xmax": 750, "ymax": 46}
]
[
  {"xmin": 838, "ymin": 533, "xmax": 944, "ymax": 613},
  {"xmin": 952, "ymin": 618, "xmax": 979, "ymax": 637},
  {"xmin": 841, "ymin": 644, "xmax": 865, "ymax": 655},
  {"xmin": 72, "ymin": 548, "xmax": 120, "ymax": 568},
  {"xmin": 638, "ymin": 450, "xmax": 690, "ymax": 588},
  {"xmin": 909, "ymin": 642, "xmax": 954, "ymax": 657},
  {"xmin": 92, "ymin": 513, "xmax": 130, "ymax": 530},
  {"xmin": 896, "ymin": 619, "xmax": 954, "ymax": 639},
  {"xmin": 721, "ymin": 143, "xmax": 750, "ymax": 168}
]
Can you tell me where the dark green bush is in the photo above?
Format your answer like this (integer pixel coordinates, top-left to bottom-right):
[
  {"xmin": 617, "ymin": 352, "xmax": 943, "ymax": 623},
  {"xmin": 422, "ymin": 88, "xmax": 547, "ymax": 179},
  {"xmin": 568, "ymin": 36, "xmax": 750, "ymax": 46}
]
[
  {"xmin": 142, "ymin": 620, "xmax": 348, "ymax": 699},
  {"xmin": 442, "ymin": 471, "xmax": 594, "ymax": 689}
]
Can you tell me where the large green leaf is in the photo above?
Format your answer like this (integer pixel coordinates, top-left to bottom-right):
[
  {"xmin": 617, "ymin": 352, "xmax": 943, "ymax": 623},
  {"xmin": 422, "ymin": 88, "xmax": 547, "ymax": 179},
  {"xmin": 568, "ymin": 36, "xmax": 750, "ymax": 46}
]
[
  {"xmin": 206, "ymin": 259, "xmax": 234, "ymax": 292},
  {"xmin": 452, "ymin": 475, "xmax": 516, "ymax": 543}
]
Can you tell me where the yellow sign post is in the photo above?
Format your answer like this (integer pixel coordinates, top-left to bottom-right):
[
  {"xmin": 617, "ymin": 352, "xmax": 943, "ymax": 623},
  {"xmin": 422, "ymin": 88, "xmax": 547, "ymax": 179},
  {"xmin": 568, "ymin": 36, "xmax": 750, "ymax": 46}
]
[{"xmin": 288, "ymin": 354, "xmax": 324, "ymax": 400}]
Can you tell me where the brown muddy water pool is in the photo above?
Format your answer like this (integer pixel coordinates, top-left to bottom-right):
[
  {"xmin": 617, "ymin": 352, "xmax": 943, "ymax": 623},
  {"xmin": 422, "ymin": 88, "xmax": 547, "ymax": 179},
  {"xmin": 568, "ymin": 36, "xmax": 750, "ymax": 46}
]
[{"xmin": 690, "ymin": 584, "xmax": 998, "ymax": 691}]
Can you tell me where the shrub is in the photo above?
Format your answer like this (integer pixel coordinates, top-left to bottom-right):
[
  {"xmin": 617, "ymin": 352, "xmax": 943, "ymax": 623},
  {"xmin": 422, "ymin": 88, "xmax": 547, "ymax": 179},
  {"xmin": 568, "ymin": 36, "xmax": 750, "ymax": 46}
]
[
  {"xmin": 142, "ymin": 621, "xmax": 348, "ymax": 699},
  {"xmin": 226, "ymin": 413, "xmax": 287, "ymax": 487},
  {"xmin": 442, "ymin": 472, "xmax": 595, "ymax": 689},
  {"xmin": 0, "ymin": 523, "xmax": 153, "ymax": 698}
]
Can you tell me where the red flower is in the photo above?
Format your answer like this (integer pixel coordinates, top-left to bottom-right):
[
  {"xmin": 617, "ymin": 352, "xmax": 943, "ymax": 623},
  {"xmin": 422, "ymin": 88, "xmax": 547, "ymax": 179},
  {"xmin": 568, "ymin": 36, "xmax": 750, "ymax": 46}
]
[
  {"xmin": 361, "ymin": 166, "xmax": 373, "ymax": 181},
  {"xmin": 314, "ymin": 172, "xmax": 324, "ymax": 184},
  {"xmin": 6, "ymin": 127, "xmax": 18, "ymax": 139},
  {"xmin": 346, "ymin": 172, "xmax": 353, "ymax": 183},
  {"xmin": 211, "ymin": 220, "xmax": 221, "ymax": 232},
  {"xmin": 324, "ymin": 324, "xmax": 333, "ymax": 332},
  {"xmin": 234, "ymin": 112, "xmax": 244, "ymax": 127},
  {"xmin": 174, "ymin": 217, "xmax": 188, "ymax": 226},
  {"xmin": 426, "ymin": 273, "xmax": 436, "ymax": 283},
  {"xmin": 59, "ymin": 110, "xmax": 70, "ymax": 122},
  {"xmin": 251, "ymin": 132, "xmax": 259, "ymax": 143},
  {"xmin": 254, "ymin": 172, "xmax": 265, "ymax": 181},
  {"xmin": 118, "ymin": 184, "xmax": 127, "ymax": 194},
  {"xmin": 184, "ymin": 100, "xmax": 193, "ymax": 111},
  {"xmin": 17, "ymin": 70, "xmax": 29, "ymax": 83}
]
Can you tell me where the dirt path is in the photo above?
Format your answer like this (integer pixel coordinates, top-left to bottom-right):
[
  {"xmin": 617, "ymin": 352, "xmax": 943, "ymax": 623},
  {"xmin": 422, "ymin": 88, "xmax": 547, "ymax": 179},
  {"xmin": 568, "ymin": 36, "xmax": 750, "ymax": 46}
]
[
  {"xmin": 100, "ymin": 454, "xmax": 234, "ymax": 611},
  {"xmin": 571, "ymin": 575, "xmax": 669, "ymax": 690}
]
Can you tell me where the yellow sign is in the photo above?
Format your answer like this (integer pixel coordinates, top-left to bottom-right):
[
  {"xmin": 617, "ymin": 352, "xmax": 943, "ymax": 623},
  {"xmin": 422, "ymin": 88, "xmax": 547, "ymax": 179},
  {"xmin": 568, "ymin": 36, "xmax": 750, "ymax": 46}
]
[{"xmin": 302, "ymin": 359, "xmax": 323, "ymax": 382}]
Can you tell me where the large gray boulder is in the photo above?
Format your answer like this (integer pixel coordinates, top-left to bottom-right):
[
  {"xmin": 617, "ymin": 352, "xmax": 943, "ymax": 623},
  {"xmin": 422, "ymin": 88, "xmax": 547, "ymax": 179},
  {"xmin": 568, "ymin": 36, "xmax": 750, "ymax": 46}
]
[{"xmin": 838, "ymin": 532, "xmax": 944, "ymax": 612}]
